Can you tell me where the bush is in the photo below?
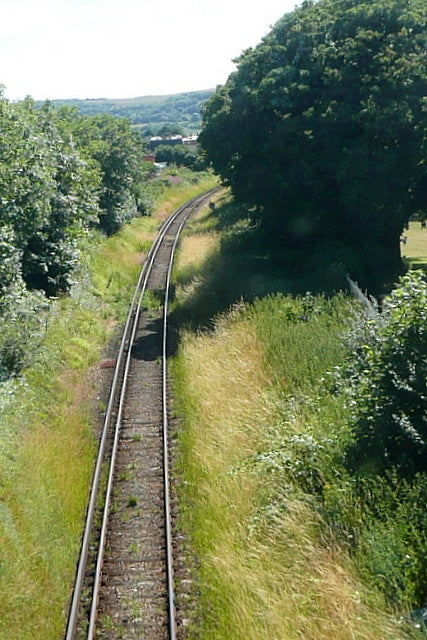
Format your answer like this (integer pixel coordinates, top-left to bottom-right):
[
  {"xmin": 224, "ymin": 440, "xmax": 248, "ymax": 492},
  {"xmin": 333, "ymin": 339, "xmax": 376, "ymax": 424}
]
[
  {"xmin": 0, "ymin": 288, "xmax": 48, "ymax": 378},
  {"xmin": 321, "ymin": 472, "xmax": 427, "ymax": 609},
  {"xmin": 341, "ymin": 270, "xmax": 427, "ymax": 477}
]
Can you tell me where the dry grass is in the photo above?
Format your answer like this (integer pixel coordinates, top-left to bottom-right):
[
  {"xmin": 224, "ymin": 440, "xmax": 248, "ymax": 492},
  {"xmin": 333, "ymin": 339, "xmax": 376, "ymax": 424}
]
[
  {"xmin": 172, "ymin": 210, "xmax": 407, "ymax": 640},
  {"xmin": 0, "ymin": 372, "xmax": 95, "ymax": 640},
  {"xmin": 0, "ymin": 177, "xmax": 217, "ymax": 640},
  {"xmin": 402, "ymin": 221, "xmax": 427, "ymax": 269},
  {"xmin": 179, "ymin": 318, "xmax": 271, "ymax": 473},
  {"xmin": 176, "ymin": 320, "xmax": 403, "ymax": 640},
  {"xmin": 177, "ymin": 232, "xmax": 220, "ymax": 273}
]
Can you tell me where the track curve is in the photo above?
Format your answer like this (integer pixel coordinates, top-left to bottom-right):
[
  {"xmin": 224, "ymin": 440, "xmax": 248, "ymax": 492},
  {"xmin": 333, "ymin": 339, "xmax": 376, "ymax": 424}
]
[{"xmin": 65, "ymin": 187, "xmax": 221, "ymax": 640}]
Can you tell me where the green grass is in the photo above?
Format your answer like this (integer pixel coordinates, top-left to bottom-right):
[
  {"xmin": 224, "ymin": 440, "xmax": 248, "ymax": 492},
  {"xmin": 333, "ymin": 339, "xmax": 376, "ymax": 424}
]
[
  {"xmin": 0, "ymin": 171, "xmax": 217, "ymax": 640},
  {"xmin": 172, "ymin": 298, "xmax": 404, "ymax": 639},
  {"xmin": 402, "ymin": 221, "xmax": 427, "ymax": 270},
  {"xmin": 0, "ymin": 299, "xmax": 104, "ymax": 639},
  {"xmin": 170, "ymin": 201, "xmax": 413, "ymax": 639}
]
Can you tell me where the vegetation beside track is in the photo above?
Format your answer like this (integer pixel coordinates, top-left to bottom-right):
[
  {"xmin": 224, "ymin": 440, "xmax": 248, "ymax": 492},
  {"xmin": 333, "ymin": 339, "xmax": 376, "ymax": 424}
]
[
  {"xmin": 403, "ymin": 222, "xmax": 427, "ymax": 272},
  {"xmin": 0, "ymin": 171, "xmax": 217, "ymax": 640},
  {"xmin": 171, "ymin": 196, "xmax": 426, "ymax": 640},
  {"xmin": 200, "ymin": 0, "xmax": 426, "ymax": 293}
]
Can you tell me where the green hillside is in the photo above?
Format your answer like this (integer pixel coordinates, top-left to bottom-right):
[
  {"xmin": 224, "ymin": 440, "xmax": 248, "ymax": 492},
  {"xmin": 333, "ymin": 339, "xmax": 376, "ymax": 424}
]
[{"xmin": 48, "ymin": 89, "xmax": 214, "ymax": 134}]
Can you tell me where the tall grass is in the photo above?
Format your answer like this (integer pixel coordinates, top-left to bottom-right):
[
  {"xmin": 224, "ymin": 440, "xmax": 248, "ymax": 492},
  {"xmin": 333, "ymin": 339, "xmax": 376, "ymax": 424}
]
[
  {"xmin": 0, "ymin": 297, "xmax": 107, "ymax": 640},
  {"xmin": 0, "ymin": 172, "xmax": 217, "ymax": 640},
  {"xmin": 171, "ymin": 206, "xmax": 409, "ymax": 639}
]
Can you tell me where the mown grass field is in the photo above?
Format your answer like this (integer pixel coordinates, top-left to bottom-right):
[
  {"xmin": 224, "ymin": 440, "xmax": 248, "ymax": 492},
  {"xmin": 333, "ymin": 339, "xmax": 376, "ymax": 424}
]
[
  {"xmin": 170, "ymin": 200, "xmax": 420, "ymax": 639},
  {"xmin": 402, "ymin": 221, "xmax": 427, "ymax": 270},
  {"xmin": 0, "ymin": 171, "xmax": 218, "ymax": 640}
]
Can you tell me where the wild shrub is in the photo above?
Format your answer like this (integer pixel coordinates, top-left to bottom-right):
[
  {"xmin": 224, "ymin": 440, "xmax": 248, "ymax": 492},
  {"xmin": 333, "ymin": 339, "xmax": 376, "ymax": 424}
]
[
  {"xmin": 317, "ymin": 271, "xmax": 427, "ymax": 610},
  {"xmin": 243, "ymin": 279, "xmax": 427, "ymax": 611},
  {"xmin": 321, "ymin": 472, "xmax": 427, "ymax": 609},
  {"xmin": 341, "ymin": 271, "xmax": 427, "ymax": 477},
  {"xmin": 0, "ymin": 288, "xmax": 48, "ymax": 378}
]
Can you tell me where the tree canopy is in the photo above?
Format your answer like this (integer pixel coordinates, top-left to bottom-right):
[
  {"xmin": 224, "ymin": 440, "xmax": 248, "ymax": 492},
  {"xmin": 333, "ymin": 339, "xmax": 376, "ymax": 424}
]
[
  {"xmin": 154, "ymin": 144, "xmax": 203, "ymax": 169},
  {"xmin": 200, "ymin": 0, "xmax": 426, "ymax": 290},
  {"xmin": 0, "ymin": 92, "xmax": 150, "ymax": 297}
]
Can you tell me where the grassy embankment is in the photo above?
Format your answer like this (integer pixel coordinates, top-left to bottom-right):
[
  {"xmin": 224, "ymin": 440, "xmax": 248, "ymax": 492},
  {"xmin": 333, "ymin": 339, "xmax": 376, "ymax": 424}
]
[
  {"xmin": 171, "ymin": 196, "xmax": 425, "ymax": 639},
  {"xmin": 0, "ymin": 170, "xmax": 218, "ymax": 640},
  {"xmin": 403, "ymin": 221, "xmax": 427, "ymax": 271}
]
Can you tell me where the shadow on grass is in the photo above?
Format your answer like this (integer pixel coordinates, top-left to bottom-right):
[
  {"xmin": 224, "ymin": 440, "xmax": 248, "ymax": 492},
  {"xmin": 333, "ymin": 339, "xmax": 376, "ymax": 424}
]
[
  {"xmin": 406, "ymin": 260, "xmax": 427, "ymax": 272},
  {"xmin": 171, "ymin": 201, "xmax": 349, "ymax": 332}
]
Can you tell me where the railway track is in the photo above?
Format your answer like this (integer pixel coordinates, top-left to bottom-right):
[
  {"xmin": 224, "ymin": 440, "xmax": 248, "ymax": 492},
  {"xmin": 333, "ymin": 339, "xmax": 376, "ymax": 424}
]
[{"xmin": 65, "ymin": 187, "xmax": 221, "ymax": 640}]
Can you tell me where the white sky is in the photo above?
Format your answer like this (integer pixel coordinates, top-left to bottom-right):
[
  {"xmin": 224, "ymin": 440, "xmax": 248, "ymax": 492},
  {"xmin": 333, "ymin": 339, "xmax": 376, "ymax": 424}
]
[
  {"xmin": 0, "ymin": 0, "xmax": 296, "ymax": 100},
  {"xmin": 0, "ymin": 0, "xmax": 298, "ymax": 101}
]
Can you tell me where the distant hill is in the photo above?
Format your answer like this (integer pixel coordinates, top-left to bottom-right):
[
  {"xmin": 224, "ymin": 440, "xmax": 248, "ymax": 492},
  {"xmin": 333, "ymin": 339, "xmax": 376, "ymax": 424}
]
[{"xmin": 48, "ymin": 89, "xmax": 214, "ymax": 135}]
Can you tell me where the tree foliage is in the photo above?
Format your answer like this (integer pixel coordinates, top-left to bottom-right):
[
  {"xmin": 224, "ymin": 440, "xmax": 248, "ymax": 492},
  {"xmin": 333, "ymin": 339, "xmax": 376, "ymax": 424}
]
[
  {"xmin": 155, "ymin": 144, "xmax": 203, "ymax": 169},
  {"xmin": 0, "ymin": 93, "xmax": 150, "ymax": 298},
  {"xmin": 0, "ymin": 96, "xmax": 93, "ymax": 296},
  {"xmin": 71, "ymin": 113, "xmax": 149, "ymax": 235},
  {"xmin": 200, "ymin": 0, "xmax": 426, "ymax": 290},
  {"xmin": 0, "ymin": 90, "xmax": 153, "ymax": 375},
  {"xmin": 342, "ymin": 271, "xmax": 427, "ymax": 477}
]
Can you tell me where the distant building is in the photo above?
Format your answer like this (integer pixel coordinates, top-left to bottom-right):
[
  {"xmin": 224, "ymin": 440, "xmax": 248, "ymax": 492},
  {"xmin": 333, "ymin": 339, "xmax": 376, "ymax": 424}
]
[
  {"xmin": 149, "ymin": 135, "xmax": 183, "ymax": 150},
  {"xmin": 182, "ymin": 135, "xmax": 199, "ymax": 151}
]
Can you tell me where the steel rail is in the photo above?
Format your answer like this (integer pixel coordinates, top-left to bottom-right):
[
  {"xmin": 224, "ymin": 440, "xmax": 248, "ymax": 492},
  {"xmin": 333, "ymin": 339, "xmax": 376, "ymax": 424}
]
[
  {"xmin": 85, "ymin": 193, "xmax": 205, "ymax": 639},
  {"xmin": 162, "ymin": 204, "xmax": 194, "ymax": 640},
  {"xmin": 65, "ymin": 187, "xmax": 220, "ymax": 640},
  {"xmin": 65, "ymin": 197, "xmax": 190, "ymax": 640}
]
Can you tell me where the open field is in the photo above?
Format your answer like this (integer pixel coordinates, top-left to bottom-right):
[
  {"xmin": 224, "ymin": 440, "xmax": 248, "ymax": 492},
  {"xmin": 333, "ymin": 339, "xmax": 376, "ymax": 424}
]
[{"xmin": 402, "ymin": 221, "xmax": 427, "ymax": 270}]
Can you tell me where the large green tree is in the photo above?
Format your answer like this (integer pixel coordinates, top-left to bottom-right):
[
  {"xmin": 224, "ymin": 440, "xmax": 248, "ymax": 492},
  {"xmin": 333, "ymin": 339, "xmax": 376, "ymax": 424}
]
[
  {"xmin": 200, "ymin": 0, "xmax": 426, "ymax": 290},
  {"xmin": 0, "ymin": 95, "xmax": 92, "ymax": 296},
  {"xmin": 0, "ymin": 95, "xmax": 150, "ymax": 297},
  {"xmin": 20, "ymin": 101, "xmax": 101, "ymax": 295},
  {"xmin": 0, "ymin": 92, "xmax": 152, "ymax": 374},
  {"xmin": 66, "ymin": 113, "xmax": 149, "ymax": 235}
]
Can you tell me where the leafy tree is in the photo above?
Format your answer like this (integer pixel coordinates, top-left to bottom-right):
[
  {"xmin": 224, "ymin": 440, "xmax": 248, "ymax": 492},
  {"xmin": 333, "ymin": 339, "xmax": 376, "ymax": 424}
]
[
  {"xmin": 0, "ymin": 95, "xmax": 97, "ymax": 296},
  {"xmin": 158, "ymin": 124, "xmax": 183, "ymax": 137},
  {"xmin": 200, "ymin": 0, "xmax": 426, "ymax": 290},
  {"xmin": 0, "ymin": 91, "xmax": 154, "ymax": 375},
  {"xmin": 21, "ymin": 102, "xmax": 100, "ymax": 294},
  {"xmin": 0, "ymin": 93, "xmax": 151, "ymax": 298},
  {"xmin": 342, "ymin": 270, "xmax": 427, "ymax": 477},
  {"xmin": 0, "ymin": 226, "xmax": 23, "ymax": 297},
  {"xmin": 70, "ymin": 114, "xmax": 149, "ymax": 235},
  {"xmin": 155, "ymin": 144, "xmax": 199, "ymax": 168},
  {"xmin": 0, "ymin": 96, "xmax": 55, "ymax": 248}
]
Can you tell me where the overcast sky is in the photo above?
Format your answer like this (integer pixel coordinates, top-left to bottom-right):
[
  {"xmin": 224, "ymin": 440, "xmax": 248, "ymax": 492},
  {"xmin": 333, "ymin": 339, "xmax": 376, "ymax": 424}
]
[{"xmin": 1, "ymin": 0, "xmax": 298, "ymax": 101}]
